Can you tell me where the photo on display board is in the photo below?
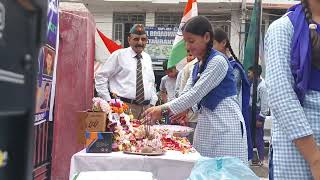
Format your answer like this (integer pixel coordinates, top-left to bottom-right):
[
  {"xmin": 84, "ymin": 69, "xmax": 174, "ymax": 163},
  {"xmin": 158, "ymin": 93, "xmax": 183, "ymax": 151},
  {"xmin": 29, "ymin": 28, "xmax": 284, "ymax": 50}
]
[
  {"xmin": 43, "ymin": 46, "xmax": 55, "ymax": 77},
  {"xmin": 35, "ymin": 81, "xmax": 52, "ymax": 113}
]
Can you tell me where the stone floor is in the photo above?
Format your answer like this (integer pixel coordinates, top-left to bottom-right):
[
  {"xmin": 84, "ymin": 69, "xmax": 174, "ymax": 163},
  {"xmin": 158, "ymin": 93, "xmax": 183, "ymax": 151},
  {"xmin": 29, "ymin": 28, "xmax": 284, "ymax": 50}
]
[
  {"xmin": 250, "ymin": 162, "xmax": 269, "ymax": 179},
  {"xmin": 250, "ymin": 145, "xmax": 270, "ymax": 179}
]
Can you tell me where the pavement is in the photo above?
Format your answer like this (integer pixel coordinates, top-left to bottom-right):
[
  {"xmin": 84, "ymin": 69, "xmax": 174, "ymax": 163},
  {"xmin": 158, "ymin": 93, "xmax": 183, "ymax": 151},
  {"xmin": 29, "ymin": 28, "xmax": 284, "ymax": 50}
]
[
  {"xmin": 250, "ymin": 162, "xmax": 269, "ymax": 179},
  {"xmin": 250, "ymin": 146, "xmax": 270, "ymax": 179}
]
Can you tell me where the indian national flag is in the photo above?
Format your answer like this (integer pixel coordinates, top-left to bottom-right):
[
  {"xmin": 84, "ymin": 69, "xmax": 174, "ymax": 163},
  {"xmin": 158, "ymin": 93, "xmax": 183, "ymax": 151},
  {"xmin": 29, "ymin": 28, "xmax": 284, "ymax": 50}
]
[
  {"xmin": 167, "ymin": 0, "xmax": 198, "ymax": 70},
  {"xmin": 95, "ymin": 29, "xmax": 122, "ymax": 76}
]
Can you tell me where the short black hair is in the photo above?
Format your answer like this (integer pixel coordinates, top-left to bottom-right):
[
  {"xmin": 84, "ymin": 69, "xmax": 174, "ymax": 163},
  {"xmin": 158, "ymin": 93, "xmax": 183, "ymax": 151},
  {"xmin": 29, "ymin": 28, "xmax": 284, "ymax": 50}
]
[
  {"xmin": 213, "ymin": 28, "xmax": 228, "ymax": 43},
  {"xmin": 248, "ymin": 65, "xmax": 262, "ymax": 76}
]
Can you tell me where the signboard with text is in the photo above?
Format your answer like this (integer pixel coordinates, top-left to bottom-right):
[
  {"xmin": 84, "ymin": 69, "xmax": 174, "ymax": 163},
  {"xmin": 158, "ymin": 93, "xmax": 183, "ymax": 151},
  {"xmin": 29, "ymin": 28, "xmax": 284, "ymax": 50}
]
[{"xmin": 144, "ymin": 26, "xmax": 177, "ymax": 66}]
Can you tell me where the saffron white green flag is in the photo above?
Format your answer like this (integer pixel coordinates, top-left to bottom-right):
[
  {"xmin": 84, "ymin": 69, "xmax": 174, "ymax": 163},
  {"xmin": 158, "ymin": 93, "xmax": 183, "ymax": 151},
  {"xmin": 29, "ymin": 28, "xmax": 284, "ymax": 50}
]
[{"xmin": 167, "ymin": 0, "xmax": 198, "ymax": 70}]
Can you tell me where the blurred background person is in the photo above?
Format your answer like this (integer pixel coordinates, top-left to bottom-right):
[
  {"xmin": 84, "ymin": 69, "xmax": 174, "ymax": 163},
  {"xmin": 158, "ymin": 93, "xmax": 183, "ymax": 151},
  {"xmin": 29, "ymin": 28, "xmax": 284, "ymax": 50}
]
[
  {"xmin": 174, "ymin": 50, "xmax": 198, "ymax": 142},
  {"xmin": 248, "ymin": 65, "xmax": 268, "ymax": 166}
]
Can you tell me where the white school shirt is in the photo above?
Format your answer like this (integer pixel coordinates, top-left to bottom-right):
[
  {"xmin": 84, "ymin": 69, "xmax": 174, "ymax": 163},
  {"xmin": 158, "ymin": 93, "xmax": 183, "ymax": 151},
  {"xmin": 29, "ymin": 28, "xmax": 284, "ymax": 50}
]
[{"xmin": 95, "ymin": 47, "xmax": 158, "ymax": 105}]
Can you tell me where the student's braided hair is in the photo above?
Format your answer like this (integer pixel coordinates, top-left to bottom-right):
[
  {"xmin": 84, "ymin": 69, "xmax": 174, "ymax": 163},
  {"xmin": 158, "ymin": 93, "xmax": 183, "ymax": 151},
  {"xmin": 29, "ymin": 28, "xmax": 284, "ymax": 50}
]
[
  {"xmin": 301, "ymin": 0, "xmax": 320, "ymax": 67},
  {"xmin": 182, "ymin": 16, "xmax": 214, "ymax": 80},
  {"xmin": 213, "ymin": 28, "xmax": 240, "ymax": 63},
  {"xmin": 226, "ymin": 41, "xmax": 240, "ymax": 62}
]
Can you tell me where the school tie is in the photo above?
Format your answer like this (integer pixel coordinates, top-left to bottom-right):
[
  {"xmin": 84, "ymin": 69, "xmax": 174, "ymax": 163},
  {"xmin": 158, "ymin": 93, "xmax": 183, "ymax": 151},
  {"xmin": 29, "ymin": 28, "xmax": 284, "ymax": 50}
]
[{"xmin": 135, "ymin": 54, "xmax": 145, "ymax": 104}]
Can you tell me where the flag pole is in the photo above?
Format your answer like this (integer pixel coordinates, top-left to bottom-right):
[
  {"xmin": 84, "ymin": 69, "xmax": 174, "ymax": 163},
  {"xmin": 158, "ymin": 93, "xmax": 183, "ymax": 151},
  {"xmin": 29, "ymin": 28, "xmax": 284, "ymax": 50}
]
[{"xmin": 251, "ymin": 0, "xmax": 262, "ymax": 150}]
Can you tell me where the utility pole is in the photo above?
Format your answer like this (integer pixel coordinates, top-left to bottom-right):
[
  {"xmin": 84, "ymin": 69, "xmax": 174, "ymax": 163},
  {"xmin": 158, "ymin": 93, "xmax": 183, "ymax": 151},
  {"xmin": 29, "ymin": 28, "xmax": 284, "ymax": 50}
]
[{"xmin": 251, "ymin": 0, "xmax": 262, "ymax": 148}]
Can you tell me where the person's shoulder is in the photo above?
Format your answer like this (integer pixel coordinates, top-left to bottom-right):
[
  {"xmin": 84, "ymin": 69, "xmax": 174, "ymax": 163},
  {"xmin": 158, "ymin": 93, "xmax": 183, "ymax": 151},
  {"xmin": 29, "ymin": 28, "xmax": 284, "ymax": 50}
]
[
  {"xmin": 141, "ymin": 51, "xmax": 152, "ymax": 60},
  {"xmin": 114, "ymin": 47, "xmax": 127, "ymax": 54},
  {"xmin": 183, "ymin": 62, "xmax": 192, "ymax": 71},
  {"xmin": 266, "ymin": 15, "xmax": 293, "ymax": 38},
  {"xmin": 259, "ymin": 78, "xmax": 267, "ymax": 88},
  {"xmin": 109, "ymin": 47, "xmax": 127, "ymax": 59},
  {"xmin": 191, "ymin": 59, "xmax": 198, "ymax": 65},
  {"xmin": 206, "ymin": 54, "xmax": 229, "ymax": 71},
  {"xmin": 187, "ymin": 59, "xmax": 198, "ymax": 70},
  {"xmin": 177, "ymin": 70, "xmax": 183, "ymax": 78},
  {"xmin": 211, "ymin": 54, "xmax": 228, "ymax": 65},
  {"xmin": 161, "ymin": 75, "xmax": 168, "ymax": 81},
  {"xmin": 270, "ymin": 15, "xmax": 292, "ymax": 28},
  {"xmin": 168, "ymin": 75, "xmax": 177, "ymax": 81}
]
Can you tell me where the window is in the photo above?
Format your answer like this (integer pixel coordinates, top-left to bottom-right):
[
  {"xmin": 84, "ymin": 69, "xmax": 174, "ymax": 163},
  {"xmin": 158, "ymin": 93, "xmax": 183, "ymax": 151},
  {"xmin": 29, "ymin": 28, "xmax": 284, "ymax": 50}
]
[
  {"xmin": 201, "ymin": 13, "xmax": 231, "ymax": 38},
  {"xmin": 113, "ymin": 23, "xmax": 124, "ymax": 45},
  {"xmin": 155, "ymin": 12, "xmax": 182, "ymax": 28},
  {"xmin": 113, "ymin": 13, "xmax": 145, "ymax": 24}
]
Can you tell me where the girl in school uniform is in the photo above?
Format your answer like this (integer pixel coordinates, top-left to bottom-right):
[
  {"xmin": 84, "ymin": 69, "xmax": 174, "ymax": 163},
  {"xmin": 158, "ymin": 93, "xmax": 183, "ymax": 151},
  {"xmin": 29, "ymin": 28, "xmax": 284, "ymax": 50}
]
[
  {"xmin": 143, "ymin": 16, "xmax": 247, "ymax": 163},
  {"xmin": 265, "ymin": 0, "xmax": 320, "ymax": 178}
]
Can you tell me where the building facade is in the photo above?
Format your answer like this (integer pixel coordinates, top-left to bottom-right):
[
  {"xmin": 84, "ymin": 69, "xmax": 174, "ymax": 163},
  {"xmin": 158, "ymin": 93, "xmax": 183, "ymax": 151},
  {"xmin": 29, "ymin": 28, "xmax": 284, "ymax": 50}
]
[
  {"xmin": 61, "ymin": 0, "xmax": 298, "ymax": 61},
  {"xmin": 86, "ymin": 0, "xmax": 243, "ymax": 58},
  {"xmin": 60, "ymin": 0, "xmax": 298, "ymax": 87}
]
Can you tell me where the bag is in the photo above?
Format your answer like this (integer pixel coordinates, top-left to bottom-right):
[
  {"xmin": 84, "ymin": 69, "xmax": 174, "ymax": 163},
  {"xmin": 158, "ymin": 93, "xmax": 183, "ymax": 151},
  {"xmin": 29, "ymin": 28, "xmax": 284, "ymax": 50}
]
[{"xmin": 187, "ymin": 157, "xmax": 259, "ymax": 180}]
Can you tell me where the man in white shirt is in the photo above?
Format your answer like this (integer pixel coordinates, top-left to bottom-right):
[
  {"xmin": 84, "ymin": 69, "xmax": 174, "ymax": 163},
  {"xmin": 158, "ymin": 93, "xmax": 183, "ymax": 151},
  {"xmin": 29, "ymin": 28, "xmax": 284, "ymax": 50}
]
[{"xmin": 95, "ymin": 24, "xmax": 158, "ymax": 119}]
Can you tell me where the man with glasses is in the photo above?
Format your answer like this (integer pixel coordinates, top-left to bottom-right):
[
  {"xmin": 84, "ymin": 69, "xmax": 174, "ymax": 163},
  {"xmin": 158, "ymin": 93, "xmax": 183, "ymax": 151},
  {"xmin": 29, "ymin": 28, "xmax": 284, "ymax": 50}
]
[{"xmin": 95, "ymin": 24, "xmax": 158, "ymax": 119}]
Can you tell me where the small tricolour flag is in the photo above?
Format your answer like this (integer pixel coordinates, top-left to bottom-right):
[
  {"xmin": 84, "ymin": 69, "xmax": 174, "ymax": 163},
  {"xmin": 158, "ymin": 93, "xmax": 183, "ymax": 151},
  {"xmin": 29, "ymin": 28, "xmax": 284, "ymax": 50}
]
[
  {"xmin": 95, "ymin": 29, "xmax": 122, "ymax": 76},
  {"xmin": 167, "ymin": 0, "xmax": 198, "ymax": 70}
]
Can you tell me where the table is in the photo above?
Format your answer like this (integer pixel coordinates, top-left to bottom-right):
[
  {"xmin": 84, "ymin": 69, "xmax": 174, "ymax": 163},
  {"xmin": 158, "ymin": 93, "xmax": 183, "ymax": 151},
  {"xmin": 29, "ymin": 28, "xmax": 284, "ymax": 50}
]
[
  {"xmin": 69, "ymin": 150, "xmax": 201, "ymax": 180},
  {"xmin": 74, "ymin": 171, "xmax": 154, "ymax": 180}
]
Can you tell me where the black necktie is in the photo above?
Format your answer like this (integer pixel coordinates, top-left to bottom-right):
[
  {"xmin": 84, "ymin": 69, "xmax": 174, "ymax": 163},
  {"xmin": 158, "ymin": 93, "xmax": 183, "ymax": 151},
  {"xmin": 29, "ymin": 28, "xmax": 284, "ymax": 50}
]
[{"xmin": 135, "ymin": 54, "xmax": 144, "ymax": 104}]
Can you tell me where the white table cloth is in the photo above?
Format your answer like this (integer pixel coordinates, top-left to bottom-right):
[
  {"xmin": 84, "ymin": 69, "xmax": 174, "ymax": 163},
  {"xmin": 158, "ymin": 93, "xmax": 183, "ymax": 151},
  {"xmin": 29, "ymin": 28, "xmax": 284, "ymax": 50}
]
[
  {"xmin": 69, "ymin": 149, "xmax": 201, "ymax": 180},
  {"xmin": 74, "ymin": 171, "xmax": 154, "ymax": 180}
]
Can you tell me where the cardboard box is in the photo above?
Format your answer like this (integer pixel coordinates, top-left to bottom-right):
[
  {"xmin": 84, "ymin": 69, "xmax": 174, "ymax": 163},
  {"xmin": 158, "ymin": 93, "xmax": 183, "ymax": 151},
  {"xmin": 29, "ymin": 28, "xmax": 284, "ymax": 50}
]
[
  {"xmin": 85, "ymin": 132, "xmax": 113, "ymax": 153},
  {"xmin": 77, "ymin": 111, "xmax": 108, "ymax": 145}
]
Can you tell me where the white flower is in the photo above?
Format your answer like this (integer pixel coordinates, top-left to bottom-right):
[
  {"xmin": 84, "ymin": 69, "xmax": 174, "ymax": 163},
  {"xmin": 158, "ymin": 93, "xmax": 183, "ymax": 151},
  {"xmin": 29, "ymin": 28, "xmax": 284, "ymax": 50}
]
[
  {"xmin": 99, "ymin": 100, "xmax": 111, "ymax": 113},
  {"xmin": 92, "ymin": 97, "xmax": 111, "ymax": 112},
  {"xmin": 123, "ymin": 139, "xmax": 130, "ymax": 144}
]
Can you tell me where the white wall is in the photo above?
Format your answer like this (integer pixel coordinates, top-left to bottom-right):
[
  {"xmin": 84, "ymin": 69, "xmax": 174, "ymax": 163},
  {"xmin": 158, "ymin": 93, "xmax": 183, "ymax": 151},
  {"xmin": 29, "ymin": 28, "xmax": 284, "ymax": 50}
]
[
  {"xmin": 230, "ymin": 10, "xmax": 241, "ymax": 59},
  {"xmin": 93, "ymin": 12, "xmax": 113, "ymax": 38}
]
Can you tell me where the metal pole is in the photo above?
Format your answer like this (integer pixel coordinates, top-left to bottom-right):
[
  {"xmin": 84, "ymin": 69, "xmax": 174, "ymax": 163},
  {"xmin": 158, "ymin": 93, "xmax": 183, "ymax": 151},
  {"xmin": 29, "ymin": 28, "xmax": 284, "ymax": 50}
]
[{"xmin": 251, "ymin": 0, "xmax": 262, "ymax": 153}]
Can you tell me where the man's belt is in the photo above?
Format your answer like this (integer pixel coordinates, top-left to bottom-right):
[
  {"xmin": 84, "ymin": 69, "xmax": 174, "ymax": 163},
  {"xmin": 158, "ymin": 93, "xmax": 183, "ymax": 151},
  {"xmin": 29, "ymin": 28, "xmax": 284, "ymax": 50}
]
[{"xmin": 119, "ymin": 97, "xmax": 150, "ymax": 105}]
